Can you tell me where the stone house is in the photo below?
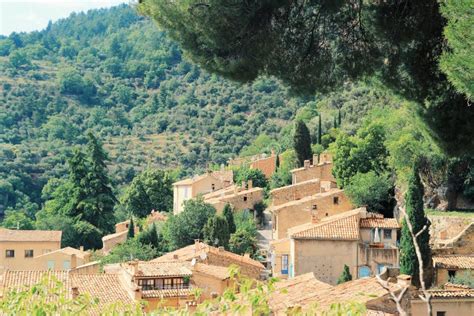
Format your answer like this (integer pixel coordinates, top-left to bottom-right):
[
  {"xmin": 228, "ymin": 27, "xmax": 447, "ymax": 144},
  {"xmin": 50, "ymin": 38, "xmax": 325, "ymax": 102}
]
[
  {"xmin": 270, "ymin": 188, "xmax": 354, "ymax": 240},
  {"xmin": 270, "ymin": 208, "xmax": 400, "ymax": 284},
  {"xmin": 269, "ymin": 179, "xmax": 337, "ymax": 207},
  {"xmin": 432, "ymin": 223, "xmax": 474, "ymax": 286},
  {"xmin": 0, "ymin": 228, "xmax": 62, "ymax": 273},
  {"xmin": 228, "ymin": 150, "xmax": 280, "ymax": 179},
  {"xmin": 173, "ymin": 170, "xmax": 233, "ymax": 214},
  {"xmin": 31, "ymin": 246, "xmax": 91, "ymax": 271},
  {"xmin": 152, "ymin": 240, "xmax": 265, "ymax": 280},
  {"xmin": 101, "ymin": 219, "xmax": 140, "ymax": 254},
  {"xmin": 290, "ymin": 154, "xmax": 335, "ymax": 184},
  {"xmin": 202, "ymin": 181, "xmax": 264, "ymax": 213}
]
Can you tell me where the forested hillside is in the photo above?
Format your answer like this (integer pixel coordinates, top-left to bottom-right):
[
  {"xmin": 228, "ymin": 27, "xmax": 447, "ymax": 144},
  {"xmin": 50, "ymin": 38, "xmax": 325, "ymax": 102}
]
[{"xmin": 0, "ymin": 5, "xmax": 308, "ymax": 218}]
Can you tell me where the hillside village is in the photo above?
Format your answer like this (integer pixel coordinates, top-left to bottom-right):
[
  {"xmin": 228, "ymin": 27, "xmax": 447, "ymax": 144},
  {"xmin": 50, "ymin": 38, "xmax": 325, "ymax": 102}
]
[
  {"xmin": 1, "ymin": 1, "xmax": 473, "ymax": 315},
  {"xmin": 1, "ymin": 151, "xmax": 473, "ymax": 315}
]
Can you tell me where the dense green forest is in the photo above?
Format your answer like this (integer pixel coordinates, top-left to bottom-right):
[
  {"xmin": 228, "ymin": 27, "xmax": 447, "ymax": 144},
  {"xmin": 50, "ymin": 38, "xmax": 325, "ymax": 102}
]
[{"xmin": 1, "ymin": 4, "xmax": 472, "ymax": 244}]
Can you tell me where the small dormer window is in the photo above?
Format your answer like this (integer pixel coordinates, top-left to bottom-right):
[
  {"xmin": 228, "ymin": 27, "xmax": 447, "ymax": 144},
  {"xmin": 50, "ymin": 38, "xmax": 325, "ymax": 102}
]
[
  {"xmin": 312, "ymin": 205, "xmax": 317, "ymax": 210},
  {"xmin": 333, "ymin": 197, "xmax": 339, "ymax": 205}
]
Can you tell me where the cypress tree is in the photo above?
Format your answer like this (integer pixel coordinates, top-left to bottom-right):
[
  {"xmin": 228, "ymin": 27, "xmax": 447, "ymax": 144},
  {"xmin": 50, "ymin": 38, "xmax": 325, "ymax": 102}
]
[
  {"xmin": 223, "ymin": 203, "xmax": 236, "ymax": 234},
  {"xmin": 127, "ymin": 217, "xmax": 135, "ymax": 239},
  {"xmin": 293, "ymin": 120, "xmax": 312, "ymax": 167},
  {"xmin": 333, "ymin": 116, "xmax": 337, "ymax": 129},
  {"xmin": 317, "ymin": 115, "xmax": 322, "ymax": 144},
  {"xmin": 338, "ymin": 109, "xmax": 342, "ymax": 126},
  {"xmin": 203, "ymin": 215, "xmax": 230, "ymax": 248},
  {"xmin": 275, "ymin": 153, "xmax": 280, "ymax": 169},
  {"xmin": 337, "ymin": 264, "xmax": 352, "ymax": 284},
  {"xmin": 399, "ymin": 163, "xmax": 431, "ymax": 287}
]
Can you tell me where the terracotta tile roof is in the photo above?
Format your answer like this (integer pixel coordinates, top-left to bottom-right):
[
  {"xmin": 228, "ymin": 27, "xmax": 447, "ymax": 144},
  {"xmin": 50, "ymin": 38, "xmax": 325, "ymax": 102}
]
[
  {"xmin": 123, "ymin": 261, "xmax": 192, "ymax": 277},
  {"xmin": 0, "ymin": 228, "xmax": 62, "ymax": 242},
  {"xmin": 141, "ymin": 288, "xmax": 194, "ymax": 298},
  {"xmin": 205, "ymin": 187, "xmax": 264, "ymax": 204},
  {"xmin": 433, "ymin": 255, "xmax": 474, "ymax": 269},
  {"xmin": 71, "ymin": 274, "xmax": 134, "ymax": 306},
  {"xmin": 290, "ymin": 161, "xmax": 332, "ymax": 173},
  {"xmin": 270, "ymin": 276, "xmax": 395, "ymax": 314},
  {"xmin": 429, "ymin": 289, "xmax": 474, "ymax": 298},
  {"xmin": 360, "ymin": 218, "xmax": 400, "ymax": 229},
  {"xmin": 173, "ymin": 170, "xmax": 233, "ymax": 186},
  {"xmin": 152, "ymin": 242, "xmax": 265, "ymax": 270},
  {"xmin": 192, "ymin": 263, "xmax": 230, "ymax": 280},
  {"xmin": 270, "ymin": 189, "xmax": 344, "ymax": 214},
  {"xmin": 290, "ymin": 208, "xmax": 363, "ymax": 240},
  {"xmin": 270, "ymin": 274, "xmax": 333, "ymax": 313},
  {"xmin": 34, "ymin": 247, "xmax": 88, "ymax": 259},
  {"xmin": 0, "ymin": 271, "xmax": 134, "ymax": 312}
]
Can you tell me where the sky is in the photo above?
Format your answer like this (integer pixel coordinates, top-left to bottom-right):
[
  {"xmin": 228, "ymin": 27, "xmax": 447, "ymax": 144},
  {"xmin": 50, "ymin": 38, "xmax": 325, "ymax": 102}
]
[{"xmin": 0, "ymin": 0, "xmax": 130, "ymax": 36}]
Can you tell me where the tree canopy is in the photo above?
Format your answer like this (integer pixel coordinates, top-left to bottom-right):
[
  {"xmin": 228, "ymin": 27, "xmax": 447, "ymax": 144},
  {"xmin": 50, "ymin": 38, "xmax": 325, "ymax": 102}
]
[{"xmin": 140, "ymin": 0, "xmax": 474, "ymax": 155}]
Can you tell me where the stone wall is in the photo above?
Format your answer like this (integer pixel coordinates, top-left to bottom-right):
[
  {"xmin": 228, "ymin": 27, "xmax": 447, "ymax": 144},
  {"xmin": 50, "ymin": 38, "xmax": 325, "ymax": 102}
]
[
  {"xmin": 291, "ymin": 162, "xmax": 336, "ymax": 184},
  {"xmin": 270, "ymin": 179, "xmax": 322, "ymax": 207},
  {"xmin": 429, "ymin": 215, "xmax": 473, "ymax": 244}
]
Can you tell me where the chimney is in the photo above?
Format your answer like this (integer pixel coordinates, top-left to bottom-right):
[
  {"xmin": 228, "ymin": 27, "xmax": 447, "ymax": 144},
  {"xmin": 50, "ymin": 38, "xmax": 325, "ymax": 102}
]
[
  {"xmin": 271, "ymin": 149, "xmax": 275, "ymax": 156},
  {"xmin": 71, "ymin": 286, "xmax": 79, "ymax": 299},
  {"xmin": 397, "ymin": 275, "xmax": 412, "ymax": 288},
  {"xmin": 130, "ymin": 259, "xmax": 139, "ymax": 276},
  {"xmin": 220, "ymin": 163, "xmax": 225, "ymax": 171},
  {"xmin": 71, "ymin": 254, "xmax": 77, "ymax": 269},
  {"xmin": 194, "ymin": 239, "xmax": 201, "ymax": 252},
  {"xmin": 247, "ymin": 180, "xmax": 253, "ymax": 189},
  {"xmin": 241, "ymin": 181, "xmax": 246, "ymax": 190},
  {"xmin": 173, "ymin": 254, "xmax": 179, "ymax": 260},
  {"xmin": 313, "ymin": 154, "xmax": 319, "ymax": 165},
  {"xmin": 303, "ymin": 160, "xmax": 310, "ymax": 169},
  {"xmin": 218, "ymin": 246, "xmax": 224, "ymax": 252},
  {"xmin": 79, "ymin": 246, "xmax": 84, "ymax": 252},
  {"xmin": 134, "ymin": 286, "xmax": 142, "ymax": 300},
  {"xmin": 233, "ymin": 185, "xmax": 238, "ymax": 195},
  {"xmin": 243, "ymin": 253, "xmax": 250, "ymax": 259}
]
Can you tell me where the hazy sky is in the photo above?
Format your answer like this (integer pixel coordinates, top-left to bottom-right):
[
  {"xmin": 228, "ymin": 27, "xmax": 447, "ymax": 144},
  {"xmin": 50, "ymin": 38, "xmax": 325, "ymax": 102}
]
[{"xmin": 0, "ymin": 0, "xmax": 130, "ymax": 36}]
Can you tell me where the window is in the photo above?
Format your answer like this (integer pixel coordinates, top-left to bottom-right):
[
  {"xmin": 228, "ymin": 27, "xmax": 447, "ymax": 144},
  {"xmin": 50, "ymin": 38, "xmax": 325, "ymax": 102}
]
[
  {"xmin": 448, "ymin": 270, "xmax": 457, "ymax": 278},
  {"xmin": 24, "ymin": 250, "xmax": 34, "ymax": 258},
  {"xmin": 358, "ymin": 266, "xmax": 371, "ymax": 278},
  {"xmin": 325, "ymin": 213, "xmax": 329, "ymax": 216},
  {"xmin": 243, "ymin": 196, "xmax": 247, "ymax": 202},
  {"xmin": 138, "ymin": 279, "xmax": 155, "ymax": 291},
  {"xmin": 174, "ymin": 278, "xmax": 184, "ymax": 288},
  {"xmin": 5, "ymin": 250, "xmax": 14, "ymax": 258},
  {"xmin": 163, "ymin": 278, "xmax": 173, "ymax": 289},
  {"xmin": 47, "ymin": 261, "xmax": 55, "ymax": 269},
  {"xmin": 63, "ymin": 260, "xmax": 71, "ymax": 269},
  {"xmin": 281, "ymin": 255, "xmax": 289, "ymax": 275},
  {"xmin": 211, "ymin": 184, "xmax": 215, "ymax": 191},
  {"xmin": 436, "ymin": 312, "xmax": 446, "ymax": 316},
  {"xmin": 383, "ymin": 229, "xmax": 392, "ymax": 240},
  {"xmin": 333, "ymin": 196, "xmax": 339, "ymax": 204},
  {"xmin": 312, "ymin": 204, "xmax": 317, "ymax": 210}
]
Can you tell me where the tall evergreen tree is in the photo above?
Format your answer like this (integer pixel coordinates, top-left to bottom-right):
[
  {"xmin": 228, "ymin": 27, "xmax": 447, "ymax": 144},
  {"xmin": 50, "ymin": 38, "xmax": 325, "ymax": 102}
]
[
  {"xmin": 203, "ymin": 215, "xmax": 230, "ymax": 249},
  {"xmin": 84, "ymin": 132, "xmax": 116, "ymax": 233},
  {"xmin": 337, "ymin": 264, "xmax": 353, "ymax": 284},
  {"xmin": 399, "ymin": 164, "xmax": 431, "ymax": 287},
  {"xmin": 317, "ymin": 115, "xmax": 322, "ymax": 145},
  {"xmin": 223, "ymin": 203, "xmax": 236, "ymax": 234},
  {"xmin": 333, "ymin": 116, "xmax": 337, "ymax": 129},
  {"xmin": 275, "ymin": 153, "xmax": 280, "ymax": 169},
  {"xmin": 338, "ymin": 109, "xmax": 342, "ymax": 126},
  {"xmin": 293, "ymin": 120, "xmax": 312, "ymax": 167},
  {"xmin": 127, "ymin": 217, "xmax": 135, "ymax": 239}
]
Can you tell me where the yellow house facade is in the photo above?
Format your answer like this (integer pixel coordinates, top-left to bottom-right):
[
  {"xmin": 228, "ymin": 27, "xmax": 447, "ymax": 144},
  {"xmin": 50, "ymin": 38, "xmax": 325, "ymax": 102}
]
[
  {"xmin": 173, "ymin": 170, "xmax": 233, "ymax": 214},
  {"xmin": 0, "ymin": 228, "xmax": 61, "ymax": 273}
]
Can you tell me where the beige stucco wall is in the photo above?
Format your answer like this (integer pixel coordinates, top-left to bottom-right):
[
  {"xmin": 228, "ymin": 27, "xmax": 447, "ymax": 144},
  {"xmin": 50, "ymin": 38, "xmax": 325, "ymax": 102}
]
[
  {"xmin": 273, "ymin": 190, "xmax": 353, "ymax": 240},
  {"xmin": 249, "ymin": 155, "xmax": 277, "ymax": 179},
  {"xmin": 270, "ymin": 180, "xmax": 322, "ymax": 207},
  {"xmin": 191, "ymin": 271, "xmax": 232, "ymax": 300},
  {"xmin": 207, "ymin": 188, "xmax": 264, "ymax": 213},
  {"xmin": 291, "ymin": 162, "xmax": 335, "ymax": 184},
  {"xmin": 291, "ymin": 239, "xmax": 358, "ymax": 285},
  {"xmin": 270, "ymin": 239, "xmax": 290, "ymax": 279},
  {"xmin": 204, "ymin": 252, "xmax": 263, "ymax": 280},
  {"xmin": 0, "ymin": 240, "xmax": 61, "ymax": 272},
  {"xmin": 412, "ymin": 298, "xmax": 474, "ymax": 316},
  {"xmin": 33, "ymin": 252, "xmax": 89, "ymax": 271}
]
